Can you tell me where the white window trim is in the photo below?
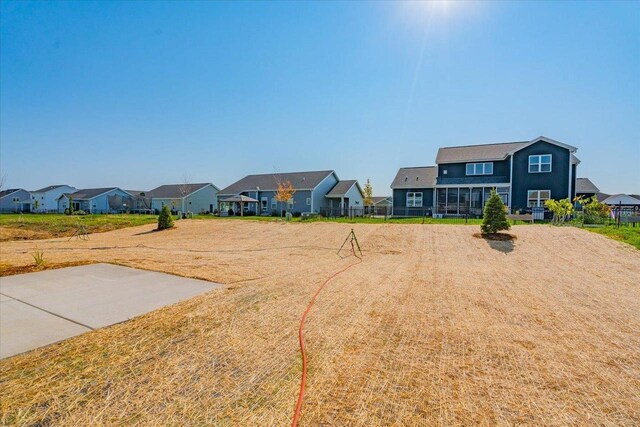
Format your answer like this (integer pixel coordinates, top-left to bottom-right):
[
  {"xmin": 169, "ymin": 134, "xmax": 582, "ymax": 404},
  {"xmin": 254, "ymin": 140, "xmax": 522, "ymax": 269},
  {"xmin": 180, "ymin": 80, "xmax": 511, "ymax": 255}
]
[
  {"xmin": 527, "ymin": 190, "xmax": 551, "ymax": 207},
  {"xmin": 306, "ymin": 197, "xmax": 311, "ymax": 206},
  {"xmin": 465, "ymin": 162, "xmax": 493, "ymax": 176},
  {"xmin": 261, "ymin": 197, "xmax": 268, "ymax": 212},
  {"xmin": 406, "ymin": 192, "xmax": 423, "ymax": 208},
  {"xmin": 528, "ymin": 154, "xmax": 552, "ymax": 173}
]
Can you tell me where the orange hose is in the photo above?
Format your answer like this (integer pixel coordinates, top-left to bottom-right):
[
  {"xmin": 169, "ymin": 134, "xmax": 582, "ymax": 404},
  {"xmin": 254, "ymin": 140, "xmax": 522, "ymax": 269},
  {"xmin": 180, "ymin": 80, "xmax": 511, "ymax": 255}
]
[{"xmin": 291, "ymin": 252, "xmax": 362, "ymax": 427}]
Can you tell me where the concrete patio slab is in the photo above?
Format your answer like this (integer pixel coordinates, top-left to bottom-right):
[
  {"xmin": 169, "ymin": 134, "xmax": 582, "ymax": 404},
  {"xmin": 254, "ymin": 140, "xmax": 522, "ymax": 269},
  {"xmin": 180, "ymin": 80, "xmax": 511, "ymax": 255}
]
[{"xmin": 0, "ymin": 263, "xmax": 220, "ymax": 359}]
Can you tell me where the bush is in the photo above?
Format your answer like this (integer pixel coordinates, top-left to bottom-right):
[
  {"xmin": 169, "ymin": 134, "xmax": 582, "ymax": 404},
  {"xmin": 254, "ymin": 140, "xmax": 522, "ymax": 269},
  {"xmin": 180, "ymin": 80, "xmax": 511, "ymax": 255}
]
[
  {"xmin": 271, "ymin": 210, "xmax": 279, "ymax": 217},
  {"xmin": 64, "ymin": 208, "xmax": 71, "ymax": 215},
  {"xmin": 228, "ymin": 209, "xmax": 234, "ymax": 216},
  {"xmin": 481, "ymin": 190, "xmax": 510, "ymax": 234},
  {"xmin": 74, "ymin": 210, "xmax": 87, "ymax": 216},
  {"xmin": 292, "ymin": 211, "xmax": 302, "ymax": 218},
  {"xmin": 157, "ymin": 205, "xmax": 174, "ymax": 230}
]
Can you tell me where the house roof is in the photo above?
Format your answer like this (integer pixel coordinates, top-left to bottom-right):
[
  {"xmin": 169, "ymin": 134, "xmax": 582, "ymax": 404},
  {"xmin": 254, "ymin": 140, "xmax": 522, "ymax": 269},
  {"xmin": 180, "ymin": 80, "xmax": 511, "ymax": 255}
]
[
  {"xmin": 371, "ymin": 196, "xmax": 392, "ymax": 204},
  {"xmin": 596, "ymin": 192, "xmax": 610, "ymax": 202},
  {"xmin": 436, "ymin": 141, "xmax": 529, "ymax": 164},
  {"xmin": 601, "ymin": 194, "xmax": 640, "ymax": 206},
  {"xmin": 575, "ymin": 178, "xmax": 599, "ymax": 194},
  {"xmin": 0, "ymin": 189, "xmax": 24, "ymax": 199},
  {"xmin": 149, "ymin": 183, "xmax": 217, "ymax": 199},
  {"xmin": 326, "ymin": 180, "xmax": 361, "ymax": 197},
  {"xmin": 435, "ymin": 136, "xmax": 577, "ymax": 164},
  {"xmin": 219, "ymin": 170, "xmax": 336, "ymax": 195},
  {"xmin": 391, "ymin": 166, "xmax": 437, "ymax": 189},
  {"xmin": 62, "ymin": 188, "xmax": 122, "ymax": 200},
  {"xmin": 33, "ymin": 184, "xmax": 71, "ymax": 193}
]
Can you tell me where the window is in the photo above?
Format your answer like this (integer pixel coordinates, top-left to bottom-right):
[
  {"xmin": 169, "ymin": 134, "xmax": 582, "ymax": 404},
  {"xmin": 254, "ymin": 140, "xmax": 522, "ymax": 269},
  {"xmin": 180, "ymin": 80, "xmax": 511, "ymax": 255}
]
[
  {"xmin": 466, "ymin": 162, "xmax": 493, "ymax": 175},
  {"xmin": 406, "ymin": 192, "xmax": 423, "ymax": 207},
  {"xmin": 529, "ymin": 155, "xmax": 552, "ymax": 173},
  {"xmin": 12, "ymin": 197, "xmax": 19, "ymax": 202},
  {"xmin": 271, "ymin": 198, "xmax": 277, "ymax": 210},
  {"xmin": 261, "ymin": 197, "xmax": 268, "ymax": 212},
  {"xmin": 288, "ymin": 198, "xmax": 294, "ymax": 207},
  {"xmin": 306, "ymin": 197, "xmax": 311, "ymax": 206},
  {"xmin": 528, "ymin": 190, "xmax": 551, "ymax": 207}
]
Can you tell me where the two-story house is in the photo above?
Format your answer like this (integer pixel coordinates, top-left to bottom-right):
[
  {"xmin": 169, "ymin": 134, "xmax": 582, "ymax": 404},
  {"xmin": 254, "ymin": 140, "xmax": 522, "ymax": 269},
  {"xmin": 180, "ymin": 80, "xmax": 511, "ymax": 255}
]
[
  {"xmin": 391, "ymin": 136, "xmax": 579, "ymax": 217},
  {"xmin": 30, "ymin": 185, "xmax": 76, "ymax": 213}
]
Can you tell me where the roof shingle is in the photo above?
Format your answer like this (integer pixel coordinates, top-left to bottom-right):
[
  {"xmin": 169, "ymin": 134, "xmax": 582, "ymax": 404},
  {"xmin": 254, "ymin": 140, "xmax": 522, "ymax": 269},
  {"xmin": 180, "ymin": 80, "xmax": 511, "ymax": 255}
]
[
  {"xmin": 390, "ymin": 166, "xmax": 437, "ymax": 189},
  {"xmin": 149, "ymin": 183, "xmax": 215, "ymax": 199},
  {"xmin": 219, "ymin": 171, "xmax": 335, "ymax": 195}
]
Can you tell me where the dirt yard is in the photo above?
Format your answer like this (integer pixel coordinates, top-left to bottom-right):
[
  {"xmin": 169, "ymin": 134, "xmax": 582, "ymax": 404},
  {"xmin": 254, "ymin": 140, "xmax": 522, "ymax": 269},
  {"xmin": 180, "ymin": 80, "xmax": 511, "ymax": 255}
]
[{"xmin": 1, "ymin": 220, "xmax": 639, "ymax": 426}]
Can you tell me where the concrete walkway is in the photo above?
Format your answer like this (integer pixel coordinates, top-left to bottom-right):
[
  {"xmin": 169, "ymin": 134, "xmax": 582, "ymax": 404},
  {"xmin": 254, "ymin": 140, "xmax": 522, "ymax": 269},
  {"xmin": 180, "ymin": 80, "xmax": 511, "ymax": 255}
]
[{"xmin": 0, "ymin": 263, "xmax": 220, "ymax": 359}]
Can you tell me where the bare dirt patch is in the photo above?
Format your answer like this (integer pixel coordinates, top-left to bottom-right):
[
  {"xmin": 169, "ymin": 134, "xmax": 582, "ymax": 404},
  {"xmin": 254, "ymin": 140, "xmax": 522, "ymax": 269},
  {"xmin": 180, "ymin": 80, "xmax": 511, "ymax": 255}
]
[{"xmin": 1, "ymin": 221, "xmax": 639, "ymax": 426}]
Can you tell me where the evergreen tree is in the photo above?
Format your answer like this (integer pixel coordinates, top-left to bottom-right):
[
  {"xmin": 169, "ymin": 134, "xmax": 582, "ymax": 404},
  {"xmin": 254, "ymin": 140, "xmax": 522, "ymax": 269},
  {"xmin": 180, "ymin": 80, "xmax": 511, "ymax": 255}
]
[
  {"xmin": 481, "ymin": 190, "xmax": 510, "ymax": 234},
  {"xmin": 157, "ymin": 205, "xmax": 174, "ymax": 230}
]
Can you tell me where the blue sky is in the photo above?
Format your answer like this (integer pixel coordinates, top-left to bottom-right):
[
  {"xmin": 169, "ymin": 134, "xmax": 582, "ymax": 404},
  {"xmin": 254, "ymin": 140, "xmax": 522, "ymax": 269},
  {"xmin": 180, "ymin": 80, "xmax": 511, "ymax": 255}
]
[{"xmin": 1, "ymin": 1, "xmax": 638, "ymax": 194}]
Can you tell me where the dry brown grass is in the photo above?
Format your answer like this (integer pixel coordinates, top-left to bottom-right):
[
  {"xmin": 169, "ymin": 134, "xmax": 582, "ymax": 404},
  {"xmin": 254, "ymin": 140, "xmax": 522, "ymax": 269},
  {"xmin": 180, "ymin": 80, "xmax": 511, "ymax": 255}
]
[{"xmin": 1, "ymin": 220, "xmax": 639, "ymax": 426}]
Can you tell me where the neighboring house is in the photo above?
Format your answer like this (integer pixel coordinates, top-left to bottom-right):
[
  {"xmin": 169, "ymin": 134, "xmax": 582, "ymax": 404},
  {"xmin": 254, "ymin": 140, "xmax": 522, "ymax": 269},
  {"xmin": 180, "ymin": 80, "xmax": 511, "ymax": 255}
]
[
  {"xmin": 0, "ymin": 189, "xmax": 31, "ymax": 213},
  {"xmin": 390, "ymin": 166, "xmax": 437, "ymax": 217},
  {"xmin": 323, "ymin": 180, "xmax": 364, "ymax": 215},
  {"xmin": 57, "ymin": 188, "xmax": 133, "ymax": 214},
  {"xmin": 575, "ymin": 178, "xmax": 600, "ymax": 199},
  {"xmin": 369, "ymin": 196, "xmax": 393, "ymax": 215},
  {"xmin": 601, "ymin": 194, "xmax": 640, "ymax": 207},
  {"xmin": 391, "ymin": 136, "xmax": 579, "ymax": 217},
  {"xmin": 218, "ymin": 170, "xmax": 339, "ymax": 215},
  {"xmin": 29, "ymin": 185, "xmax": 76, "ymax": 212},
  {"xmin": 149, "ymin": 183, "xmax": 219, "ymax": 214}
]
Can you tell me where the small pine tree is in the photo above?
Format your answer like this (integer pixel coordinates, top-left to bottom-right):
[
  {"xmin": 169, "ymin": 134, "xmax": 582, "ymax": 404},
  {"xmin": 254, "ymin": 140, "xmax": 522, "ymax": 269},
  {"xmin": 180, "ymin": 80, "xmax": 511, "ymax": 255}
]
[
  {"xmin": 481, "ymin": 190, "xmax": 510, "ymax": 234},
  {"xmin": 157, "ymin": 205, "xmax": 174, "ymax": 230}
]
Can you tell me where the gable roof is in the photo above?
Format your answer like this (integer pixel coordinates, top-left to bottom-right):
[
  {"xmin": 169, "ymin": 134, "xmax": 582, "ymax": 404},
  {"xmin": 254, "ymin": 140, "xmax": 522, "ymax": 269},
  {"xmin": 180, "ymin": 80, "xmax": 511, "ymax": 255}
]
[
  {"xmin": 371, "ymin": 196, "xmax": 392, "ymax": 205},
  {"xmin": 391, "ymin": 166, "xmax": 437, "ymax": 189},
  {"xmin": 219, "ymin": 170, "xmax": 336, "ymax": 195},
  {"xmin": 33, "ymin": 184, "xmax": 72, "ymax": 193},
  {"xmin": 435, "ymin": 136, "xmax": 577, "ymax": 164},
  {"xmin": 62, "ymin": 188, "xmax": 125, "ymax": 200},
  {"xmin": 601, "ymin": 194, "xmax": 640, "ymax": 206},
  {"xmin": 0, "ymin": 189, "xmax": 26, "ymax": 199},
  {"xmin": 326, "ymin": 180, "xmax": 362, "ymax": 197},
  {"xmin": 575, "ymin": 178, "xmax": 599, "ymax": 194},
  {"xmin": 149, "ymin": 183, "xmax": 217, "ymax": 199}
]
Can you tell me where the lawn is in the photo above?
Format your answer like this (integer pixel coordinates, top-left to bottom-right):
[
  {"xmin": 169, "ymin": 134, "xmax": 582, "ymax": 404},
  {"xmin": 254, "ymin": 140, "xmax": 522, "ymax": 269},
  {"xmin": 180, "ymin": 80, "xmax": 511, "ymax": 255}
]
[
  {"xmin": 584, "ymin": 225, "xmax": 640, "ymax": 249},
  {"xmin": 1, "ymin": 221, "xmax": 638, "ymax": 425},
  {"xmin": 0, "ymin": 213, "xmax": 159, "ymax": 241}
]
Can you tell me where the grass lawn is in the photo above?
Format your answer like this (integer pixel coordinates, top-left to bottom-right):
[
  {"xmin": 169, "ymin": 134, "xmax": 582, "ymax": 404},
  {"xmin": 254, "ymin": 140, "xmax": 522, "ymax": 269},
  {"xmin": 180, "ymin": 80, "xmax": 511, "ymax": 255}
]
[
  {"xmin": 584, "ymin": 225, "xmax": 640, "ymax": 249},
  {"xmin": 0, "ymin": 213, "xmax": 159, "ymax": 241}
]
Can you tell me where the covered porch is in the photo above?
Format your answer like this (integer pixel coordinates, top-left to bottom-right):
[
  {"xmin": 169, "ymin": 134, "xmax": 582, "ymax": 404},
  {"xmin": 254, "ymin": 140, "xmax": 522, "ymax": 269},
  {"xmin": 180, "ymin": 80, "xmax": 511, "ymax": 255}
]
[{"xmin": 218, "ymin": 195, "xmax": 259, "ymax": 216}]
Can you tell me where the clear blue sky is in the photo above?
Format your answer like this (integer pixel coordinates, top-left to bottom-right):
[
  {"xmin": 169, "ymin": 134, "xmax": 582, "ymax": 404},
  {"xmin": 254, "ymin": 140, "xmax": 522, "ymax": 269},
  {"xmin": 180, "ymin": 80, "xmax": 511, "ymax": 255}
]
[{"xmin": 1, "ymin": 1, "xmax": 638, "ymax": 194}]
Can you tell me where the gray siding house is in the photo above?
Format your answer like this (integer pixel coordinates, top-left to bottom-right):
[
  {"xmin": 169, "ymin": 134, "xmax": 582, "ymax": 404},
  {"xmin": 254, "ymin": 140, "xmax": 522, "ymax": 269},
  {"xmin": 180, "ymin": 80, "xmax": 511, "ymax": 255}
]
[
  {"xmin": 392, "ymin": 136, "xmax": 579, "ymax": 216},
  {"xmin": 218, "ymin": 170, "xmax": 340, "ymax": 215},
  {"xmin": 323, "ymin": 180, "xmax": 364, "ymax": 215},
  {"xmin": 57, "ymin": 188, "xmax": 133, "ymax": 213},
  {"xmin": 575, "ymin": 178, "xmax": 600, "ymax": 199},
  {"xmin": 0, "ymin": 189, "xmax": 31, "ymax": 213},
  {"xmin": 149, "ymin": 183, "xmax": 219, "ymax": 214}
]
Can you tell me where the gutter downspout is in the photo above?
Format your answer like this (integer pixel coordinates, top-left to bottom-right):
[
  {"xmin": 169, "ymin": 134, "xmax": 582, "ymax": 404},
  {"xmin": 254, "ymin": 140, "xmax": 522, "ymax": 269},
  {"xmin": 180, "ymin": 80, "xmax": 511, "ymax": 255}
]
[{"xmin": 509, "ymin": 155, "xmax": 514, "ymax": 213}]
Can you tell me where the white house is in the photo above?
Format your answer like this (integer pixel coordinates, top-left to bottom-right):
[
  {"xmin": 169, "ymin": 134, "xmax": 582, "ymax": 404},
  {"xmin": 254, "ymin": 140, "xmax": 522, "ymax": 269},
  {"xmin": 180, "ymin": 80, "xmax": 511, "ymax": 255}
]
[
  {"xmin": 149, "ymin": 183, "xmax": 219, "ymax": 214},
  {"xmin": 30, "ymin": 185, "xmax": 76, "ymax": 213}
]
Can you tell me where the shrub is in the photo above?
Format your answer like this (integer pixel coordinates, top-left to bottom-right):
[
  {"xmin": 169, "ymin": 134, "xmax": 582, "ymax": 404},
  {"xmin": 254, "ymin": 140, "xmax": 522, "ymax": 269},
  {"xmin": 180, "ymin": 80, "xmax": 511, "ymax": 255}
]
[
  {"xmin": 228, "ymin": 209, "xmax": 234, "ymax": 216},
  {"xmin": 292, "ymin": 211, "xmax": 302, "ymax": 218},
  {"xmin": 32, "ymin": 248, "xmax": 45, "ymax": 268},
  {"xmin": 74, "ymin": 210, "xmax": 87, "ymax": 216},
  {"xmin": 157, "ymin": 205, "xmax": 174, "ymax": 230},
  {"xmin": 271, "ymin": 210, "xmax": 279, "ymax": 217},
  {"xmin": 64, "ymin": 208, "xmax": 71, "ymax": 215},
  {"xmin": 545, "ymin": 198, "xmax": 573, "ymax": 225},
  {"xmin": 481, "ymin": 190, "xmax": 510, "ymax": 234}
]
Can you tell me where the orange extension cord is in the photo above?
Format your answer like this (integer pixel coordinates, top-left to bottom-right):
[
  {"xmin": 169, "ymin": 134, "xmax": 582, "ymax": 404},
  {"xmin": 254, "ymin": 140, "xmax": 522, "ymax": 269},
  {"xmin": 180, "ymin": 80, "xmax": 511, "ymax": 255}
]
[{"xmin": 291, "ymin": 244, "xmax": 362, "ymax": 427}]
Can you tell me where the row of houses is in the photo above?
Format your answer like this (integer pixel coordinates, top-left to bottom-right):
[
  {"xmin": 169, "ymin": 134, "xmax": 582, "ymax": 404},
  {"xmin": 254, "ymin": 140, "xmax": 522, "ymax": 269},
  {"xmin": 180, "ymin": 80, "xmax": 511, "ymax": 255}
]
[
  {"xmin": 0, "ymin": 184, "xmax": 220, "ymax": 214},
  {"xmin": 1, "ymin": 135, "xmax": 635, "ymax": 216}
]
